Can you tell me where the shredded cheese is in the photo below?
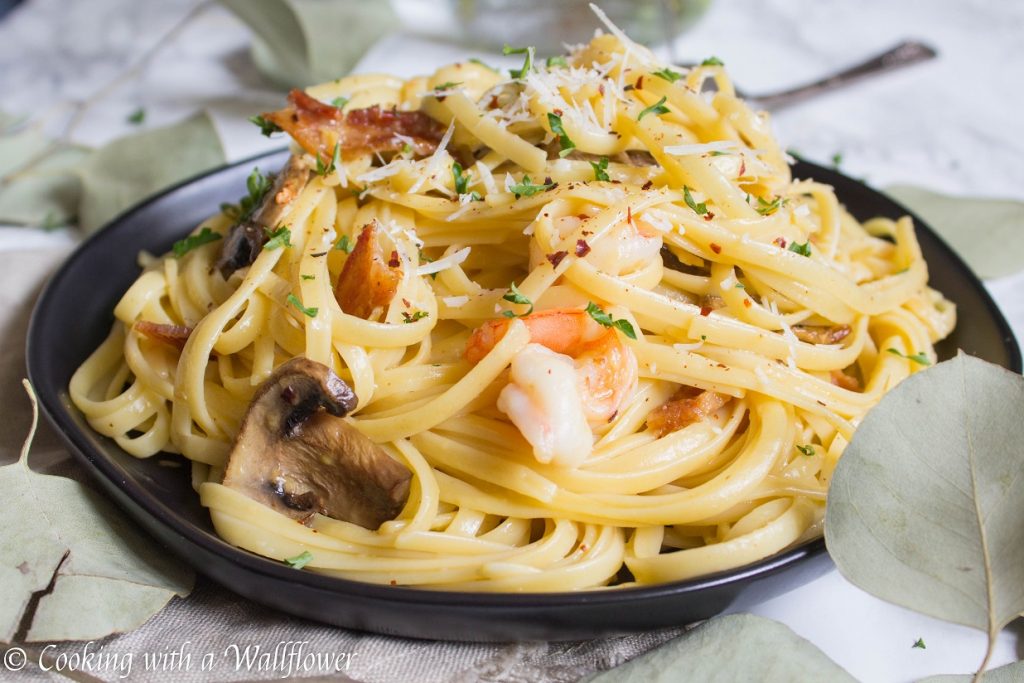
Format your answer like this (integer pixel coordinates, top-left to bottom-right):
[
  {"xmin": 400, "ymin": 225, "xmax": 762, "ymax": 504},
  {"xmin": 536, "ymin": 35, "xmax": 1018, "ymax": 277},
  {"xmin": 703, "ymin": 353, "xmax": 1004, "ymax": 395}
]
[{"xmin": 416, "ymin": 246, "xmax": 470, "ymax": 276}]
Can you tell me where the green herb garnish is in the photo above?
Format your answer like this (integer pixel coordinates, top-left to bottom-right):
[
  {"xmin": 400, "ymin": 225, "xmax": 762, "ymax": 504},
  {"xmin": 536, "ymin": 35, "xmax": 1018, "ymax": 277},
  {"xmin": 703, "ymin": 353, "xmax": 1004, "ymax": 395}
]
[
  {"xmin": 249, "ymin": 115, "xmax": 282, "ymax": 137},
  {"xmin": 887, "ymin": 348, "xmax": 931, "ymax": 366},
  {"xmin": 287, "ymin": 294, "xmax": 318, "ymax": 318},
  {"xmin": 301, "ymin": 274, "xmax": 315, "ymax": 281},
  {"xmin": 284, "ymin": 550, "xmax": 313, "ymax": 569},
  {"xmin": 452, "ymin": 161, "xmax": 469, "ymax": 194},
  {"xmin": 546, "ymin": 55, "xmax": 568, "ymax": 68},
  {"xmin": 335, "ymin": 234, "xmax": 353, "ymax": 253},
  {"xmin": 331, "ymin": 95, "xmax": 349, "ymax": 109},
  {"xmin": 756, "ymin": 195, "xmax": 783, "ymax": 216},
  {"xmin": 701, "ymin": 56, "xmax": 724, "ymax": 66},
  {"xmin": 831, "ymin": 152, "xmax": 843, "ymax": 168},
  {"xmin": 912, "ymin": 638, "xmax": 926, "ymax": 649},
  {"xmin": 433, "ymin": 81, "xmax": 462, "ymax": 92},
  {"xmin": 501, "ymin": 282, "xmax": 534, "ymax": 318},
  {"xmin": 508, "ymin": 175, "xmax": 554, "ymax": 198},
  {"xmin": 796, "ymin": 444, "xmax": 816, "ymax": 457},
  {"xmin": 547, "ymin": 112, "xmax": 576, "ymax": 157},
  {"xmin": 788, "ymin": 241, "xmax": 812, "ymax": 257},
  {"xmin": 683, "ymin": 186, "xmax": 709, "ymax": 216},
  {"xmin": 263, "ymin": 226, "xmax": 292, "ymax": 250},
  {"xmin": 503, "ymin": 44, "xmax": 534, "ymax": 79},
  {"xmin": 403, "ymin": 310, "xmax": 429, "ymax": 323},
  {"xmin": 652, "ymin": 67, "xmax": 683, "ymax": 83},
  {"xmin": 590, "ymin": 156, "xmax": 610, "ymax": 182},
  {"xmin": 468, "ymin": 57, "xmax": 499, "ymax": 73},
  {"xmin": 172, "ymin": 227, "xmax": 221, "ymax": 258},
  {"xmin": 127, "ymin": 107, "xmax": 145, "ymax": 125},
  {"xmin": 638, "ymin": 96, "xmax": 670, "ymax": 121},
  {"xmin": 315, "ymin": 142, "xmax": 342, "ymax": 177},
  {"xmin": 585, "ymin": 302, "xmax": 637, "ymax": 339},
  {"xmin": 221, "ymin": 167, "xmax": 273, "ymax": 221}
]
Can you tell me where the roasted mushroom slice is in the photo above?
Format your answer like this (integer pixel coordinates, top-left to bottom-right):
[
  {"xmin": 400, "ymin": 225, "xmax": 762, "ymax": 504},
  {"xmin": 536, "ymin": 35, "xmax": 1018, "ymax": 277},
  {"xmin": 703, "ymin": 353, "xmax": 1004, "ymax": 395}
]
[
  {"xmin": 222, "ymin": 358, "xmax": 411, "ymax": 529},
  {"xmin": 215, "ymin": 155, "xmax": 311, "ymax": 279}
]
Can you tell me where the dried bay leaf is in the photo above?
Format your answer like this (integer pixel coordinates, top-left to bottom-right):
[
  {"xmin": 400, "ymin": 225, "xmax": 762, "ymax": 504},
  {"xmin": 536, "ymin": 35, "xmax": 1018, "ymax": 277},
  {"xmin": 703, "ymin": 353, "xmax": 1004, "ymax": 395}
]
[
  {"xmin": 0, "ymin": 382, "xmax": 193, "ymax": 642},
  {"xmin": 77, "ymin": 111, "xmax": 225, "ymax": 233},
  {"xmin": 588, "ymin": 614, "xmax": 855, "ymax": 682},
  {"xmin": 826, "ymin": 352, "xmax": 1024, "ymax": 673},
  {"xmin": 886, "ymin": 185, "xmax": 1024, "ymax": 279}
]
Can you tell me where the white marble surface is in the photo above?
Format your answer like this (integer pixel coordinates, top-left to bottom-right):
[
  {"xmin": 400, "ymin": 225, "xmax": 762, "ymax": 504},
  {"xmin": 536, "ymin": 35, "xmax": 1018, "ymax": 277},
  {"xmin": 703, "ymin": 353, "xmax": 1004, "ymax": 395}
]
[{"xmin": 1, "ymin": 1, "xmax": 1021, "ymax": 681}]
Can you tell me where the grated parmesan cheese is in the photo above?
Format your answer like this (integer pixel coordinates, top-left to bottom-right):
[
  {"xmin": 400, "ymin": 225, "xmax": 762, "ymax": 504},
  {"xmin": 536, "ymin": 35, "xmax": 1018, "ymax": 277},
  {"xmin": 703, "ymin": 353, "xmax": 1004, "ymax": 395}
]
[
  {"xmin": 442, "ymin": 295, "xmax": 470, "ymax": 308},
  {"xmin": 664, "ymin": 141, "xmax": 739, "ymax": 156},
  {"xmin": 416, "ymin": 246, "xmax": 470, "ymax": 276},
  {"xmin": 408, "ymin": 119, "xmax": 455, "ymax": 194}
]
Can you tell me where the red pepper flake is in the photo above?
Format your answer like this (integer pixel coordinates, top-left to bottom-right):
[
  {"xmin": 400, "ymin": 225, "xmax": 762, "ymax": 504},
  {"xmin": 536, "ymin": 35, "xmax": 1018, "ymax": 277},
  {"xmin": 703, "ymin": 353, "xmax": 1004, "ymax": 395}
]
[
  {"xmin": 575, "ymin": 239, "xmax": 591, "ymax": 257},
  {"xmin": 704, "ymin": 212, "xmax": 715, "ymax": 221},
  {"xmin": 773, "ymin": 237, "xmax": 787, "ymax": 248},
  {"xmin": 709, "ymin": 243, "xmax": 722, "ymax": 254},
  {"xmin": 553, "ymin": 108, "xmax": 563, "ymax": 116},
  {"xmin": 641, "ymin": 180, "xmax": 654, "ymax": 191},
  {"xmin": 635, "ymin": 75, "xmax": 644, "ymax": 90},
  {"xmin": 598, "ymin": 83, "xmax": 605, "ymax": 95},
  {"xmin": 546, "ymin": 250, "xmax": 568, "ymax": 268},
  {"xmin": 577, "ymin": 213, "xmax": 589, "ymax": 220},
  {"xmin": 607, "ymin": 410, "xmax": 618, "ymax": 423},
  {"xmin": 389, "ymin": 579, "xmax": 397, "ymax": 586},
  {"xmin": 700, "ymin": 305, "xmax": 713, "ymax": 317},
  {"xmin": 488, "ymin": 95, "xmax": 501, "ymax": 109},
  {"xmin": 739, "ymin": 158, "xmax": 746, "ymax": 176},
  {"xmin": 388, "ymin": 250, "xmax": 400, "ymax": 268},
  {"xmin": 742, "ymin": 298, "xmax": 752, "ymax": 308},
  {"xmin": 627, "ymin": 206, "xmax": 634, "ymax": 226},
  {"xmin": 401, "ymin": 298, "xmax": 411, "ymax": 307},
  {"xmin": 579, "ymin": 544, "xmax": 589, "ymax": 552},
  {"xmin": 581, "ymin": 229, "xmax": 593, "ymax": 236}
]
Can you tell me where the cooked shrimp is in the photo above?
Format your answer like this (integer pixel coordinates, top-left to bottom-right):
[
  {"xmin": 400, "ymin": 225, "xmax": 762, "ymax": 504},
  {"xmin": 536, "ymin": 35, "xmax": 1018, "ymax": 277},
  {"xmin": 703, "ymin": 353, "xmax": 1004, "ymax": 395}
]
[
  {"xmin": 466, "ymin": 308, "xmax": 639, "ymax": 467},
  {"xmin": 262, "ymin": 89, "xmax": 444, "ymax": 160},
  {"xmin": 334, "ymin": 221, "xmax": 402, "ymax": 319}
]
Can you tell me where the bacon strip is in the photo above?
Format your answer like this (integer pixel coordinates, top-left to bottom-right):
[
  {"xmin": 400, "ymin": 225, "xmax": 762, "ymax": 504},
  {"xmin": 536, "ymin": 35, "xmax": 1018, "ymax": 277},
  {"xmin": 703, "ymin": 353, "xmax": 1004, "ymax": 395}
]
[
  {"xmin": 792, "ymin": 324, "xmax": 851, "ymax": 345},
  {"xmin": 134, "ymin": 321, "xmax": 193, "ymax": 349},
  {"xmin": 647, "ymin": 386, "xmax": 732, "ymax": 437},
  {"xmin": 263, "ymin": 89, "xmax": 445, "ymax": 159},
  {"xmin": 334, "ymin": 222, "xmax": 402, "ymax": 319}
]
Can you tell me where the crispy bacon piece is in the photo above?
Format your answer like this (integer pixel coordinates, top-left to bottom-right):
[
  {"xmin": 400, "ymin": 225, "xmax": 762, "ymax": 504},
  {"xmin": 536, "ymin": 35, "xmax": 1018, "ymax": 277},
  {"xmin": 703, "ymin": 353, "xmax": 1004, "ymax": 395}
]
[
  {"xmin": 334, "ymin": 222, "xmax": 402, "ymax": 319},
  {"xmin": 647, "ymin": 386, "xmax": 732, "ymax": 438},
  {"xmin": 792, "ymin": 324, "xmax": 851, "ymax": 345},
  {"xmin": 134, "ymin": 321, "xmax": 193, "ymax": 349},
  {"xmin": 262, "ymin": 89, "xmax": 445, "ymax": 159},
  {"xmin": 830, "ymin": 369, "xmax": 862, "ymax": 392}
]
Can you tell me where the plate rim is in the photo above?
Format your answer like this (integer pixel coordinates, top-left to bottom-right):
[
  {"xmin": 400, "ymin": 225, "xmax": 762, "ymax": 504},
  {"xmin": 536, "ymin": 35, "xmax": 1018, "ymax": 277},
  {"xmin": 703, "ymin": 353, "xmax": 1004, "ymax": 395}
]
[{"xmin": 25, "ymin": 150, "xmax": 1022, "ymax": 612}]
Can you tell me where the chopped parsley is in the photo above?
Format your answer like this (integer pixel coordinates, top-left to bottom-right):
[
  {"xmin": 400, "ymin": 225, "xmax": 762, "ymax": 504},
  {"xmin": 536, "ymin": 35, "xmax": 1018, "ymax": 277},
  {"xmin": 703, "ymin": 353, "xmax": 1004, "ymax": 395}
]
[
  {"xmin": 400, "ymin": 142, "xmax": 413, "ymax": 156},
  {"xmin": 263, "ymin": 226, "xmax": 292, "ymax": 250},
  {"xmin": 402, "ymin": 310, "xmax": 429, "ymax": 323},
  {"xmin": 756, "ymin": 195, "xmax": 783, "ymax": 215},
  {"xmin": 788, "ymin": 241, "xmax": 812, "ymax": 257},
  {"xmin": 468, "ymin": 57, "xmax": 499, "ymax": 73},
  {"xmin": 547, "ymin": 112, "xmax": 576, "ymax": 157},
  {"xmin": 172, "ymin": 227, "xmax": 221, "ymax": 258},
  {"xmin": 912, "ymin": 638, "xmax": 926, "ymax": 649},
  {"xmin": 467, "ymin": 191, "xmax": 484, "ymax": 202},
  {"xmin": 637, "ymin": 96, "xmax": 670, "ymax": 121},
  {"xmin": 284, "ymin": 550, "xmax": 313, "ymax": 569},
  {"xmin": 248, "ymin": 115, "xmax": 282, "ymax": 137},
  {"xmin": 796, "ymin": 444, "xmax": 816, "ymax": 457},
  {"xmin": 546, "ymin": 55, "xmax": 568, "ymax": 68},
  {"xmin": 126, "ymin": 107, "xmax": 145, "ymax": 125},
  {"xmin": 508, "ymin": 175, "xmax": 554, "ymax": 198},
  {"xmin": 683, "ymin": 186, "xmax": 709, "ymax": 216},
  {"xmin": 701, "ymin": 56, "xmax": 725, "ymax": 66},
  {"xmin": 331, "ymin": 95, "xmax": 349, "ymax": 109},
  {"xmin": 221, "ymin": 167, "xmax": 273, "ymax": 221},
  {"xmin": 590, "ymin": 156, "xmax": 610, "ymax": 182},
  {"xmin": 335, "ymin": 234, "xmax": 353, "ymax": 253},
  {"xmin": 586, "ymin": 302, "xmax": 637, "ymax": 340},
  {"xmin": 831, "ymin": 152, "xmax": 843, "ymax": 168},
  {"xmin": 287, "ymin": 294, "xmax": 318, "ymax": 318},
  {"xmin": 300, "ymin": 274, "xmax": 315, "ymax": 281},
  {"xmin": 887, "ymin": 348, "xmax": 931, "ymax": 366},
  {"xmin": 652, "ymin": 67, "xmax": 683, "ymax": 83},
  {"xmin": 452, "ymin": 161, "xmax": 469, "ymax": 194},
  {"xmin": 501, "ymin": 282, "xmax": 534, "ymax": 318},
  {"xmin": 503, "ymin": 44, "xmax": 534, "ymax": 79},
  {"xmin": 315, "ymin": 142, "xmax": 342, "ymax": 177},
  {"xmin": 433, "ymin": 81, "xmax": 461, "ymax": 91}
]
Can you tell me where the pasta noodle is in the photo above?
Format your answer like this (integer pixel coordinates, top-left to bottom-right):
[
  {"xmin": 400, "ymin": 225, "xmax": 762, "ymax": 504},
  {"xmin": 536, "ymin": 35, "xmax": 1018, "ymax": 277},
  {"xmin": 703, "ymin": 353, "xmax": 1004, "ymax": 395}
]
[{"xmin": 70, "ymin": 25, "xmax": 955, "ymax": 591}]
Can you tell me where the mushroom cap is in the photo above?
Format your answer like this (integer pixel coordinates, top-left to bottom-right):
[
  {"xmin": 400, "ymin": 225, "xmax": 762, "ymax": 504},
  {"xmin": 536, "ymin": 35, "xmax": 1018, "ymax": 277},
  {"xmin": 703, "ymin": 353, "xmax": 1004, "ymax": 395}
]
[{"xmin": 222, "ymin": 358, "xmax": 411, "ymax": 529}]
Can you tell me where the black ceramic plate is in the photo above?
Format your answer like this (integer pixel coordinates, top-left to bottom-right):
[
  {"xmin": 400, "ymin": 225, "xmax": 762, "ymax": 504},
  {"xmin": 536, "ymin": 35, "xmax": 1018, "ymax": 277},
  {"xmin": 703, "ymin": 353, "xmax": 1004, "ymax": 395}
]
[{"xmin": 27, "ymin": 151, "xmax": 1021, "ymax": 642}]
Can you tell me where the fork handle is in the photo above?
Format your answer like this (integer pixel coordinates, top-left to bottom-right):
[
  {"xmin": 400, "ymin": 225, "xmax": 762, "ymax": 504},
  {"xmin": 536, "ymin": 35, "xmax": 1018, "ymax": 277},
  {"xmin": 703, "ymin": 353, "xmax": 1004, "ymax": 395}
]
[{"xmin": 750, "ymin": 40, "xmax": 938, "ymax": 110}]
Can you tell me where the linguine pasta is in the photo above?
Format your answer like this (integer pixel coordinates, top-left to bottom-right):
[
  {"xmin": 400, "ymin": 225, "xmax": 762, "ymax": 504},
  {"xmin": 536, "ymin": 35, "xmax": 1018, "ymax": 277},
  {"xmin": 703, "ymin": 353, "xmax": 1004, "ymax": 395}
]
[{"xmin": 70, "ymin": 23, "xmax": 954, "ymax": 591}]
